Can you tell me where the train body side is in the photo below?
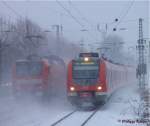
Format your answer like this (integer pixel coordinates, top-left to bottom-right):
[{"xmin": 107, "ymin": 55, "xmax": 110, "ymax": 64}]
[
  {"xmin": 105, "ymin": 60, "xmax": 135, "ymax": 96},
  {"xmin": 105, "ymin": 60, "xmax": 126, "ymax": 96}
]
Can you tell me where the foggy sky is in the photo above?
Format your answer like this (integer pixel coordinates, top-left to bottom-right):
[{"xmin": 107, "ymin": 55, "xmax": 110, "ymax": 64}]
[{"xmin": 0, "ymin": 0, "xmax": 149, "ymax": 51}]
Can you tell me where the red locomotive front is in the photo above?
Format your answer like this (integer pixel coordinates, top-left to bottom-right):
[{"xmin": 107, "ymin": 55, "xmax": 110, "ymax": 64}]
[
  {"xmin": 12, "ymin": 59, "xmax": 50, "ymax": 98},
  {"xmin": 67, "ymin": 52, "xmax": 133, "ymax": 108},
  {"xmin": 67, "ymin": 53, "xmax": 107, "ymax": 108}
]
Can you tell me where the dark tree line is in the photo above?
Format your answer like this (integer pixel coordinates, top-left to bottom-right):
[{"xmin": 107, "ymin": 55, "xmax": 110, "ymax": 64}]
[{"xmin": 0, "ymin": 17, "xmax": 81, "ymax": 83}]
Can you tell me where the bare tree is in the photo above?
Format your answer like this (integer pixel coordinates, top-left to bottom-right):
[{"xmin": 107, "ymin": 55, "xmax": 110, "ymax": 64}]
[
  {"xmin": 100, "ymin": 34, "xmax": 125, "ymax": 63},
  {"xmin": 0, "ymin": 17, "xmax": 82, "ymax": 83}
]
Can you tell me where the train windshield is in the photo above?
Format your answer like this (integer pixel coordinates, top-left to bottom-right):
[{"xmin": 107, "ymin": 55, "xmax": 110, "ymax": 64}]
[
  {"xmin": 16, "ymin": 61, "xmax": 43, "ymax": 77},
  {"xmin": 72, "ymin": 61, "xmax": 99, "ymax": 86}
]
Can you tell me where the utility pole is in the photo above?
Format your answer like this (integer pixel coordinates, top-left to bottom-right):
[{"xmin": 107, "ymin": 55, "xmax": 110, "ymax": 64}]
[
  {"xmin": 137, "ymin": 18, "xmax": 146, "ymax": 89},
  {"xmin": 0, "ymin": 18, "xmax": 2, "ymax": 85},
  {"xmin": 137, "ymin": 18, "xmax": 150, "ymax": 125},
  {"xmin": 0, "ymin": 39, "xmax": 2, "ymax": 85},
  {"xmin": 25, "ymin": 19, "xmax": 31, "ymax": 57},
  {"xmin": 52, "ymin": 25, "xmax": 63, "ymax": 55},
  {"xmin": 80, "ymin": 38, "xmax": 84, "ymax": 53},
  {"xmin": 0, "ymin": 18, "xmax": 11, "ymax": 85},
  {"xmin": 97, "ymin": 23, "xmax": 107, "ymax": 41},
  {"xmin": 25, "ymin": 19, "xmax": 44, "ymax": 58}
]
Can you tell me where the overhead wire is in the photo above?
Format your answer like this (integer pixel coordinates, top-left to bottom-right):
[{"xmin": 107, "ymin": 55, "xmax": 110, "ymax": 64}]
[
  {"xmin": 67, "ymin": 0, "xmax": 99, "ymax": 41},
  {"xmin": 68, "ymin": 0, "xmax": 92, "ymax": 27},
  {"xmin": 0, "ymin": 1, "xmax": 44, "ymax": 48},
  {"xmin": 56, "ymin": 0, "xmax": 84, "ymax": 28},
  {"xmin": 56, "ymin": 0, "xmax": 98, "ymax": 42},
  {"xmin": 1, "ymin": 1, "xmax": 23, "ymax": 18},
  {"xmin": 114, "ymin": 0, "xmax": 135, "ymax": 28}
]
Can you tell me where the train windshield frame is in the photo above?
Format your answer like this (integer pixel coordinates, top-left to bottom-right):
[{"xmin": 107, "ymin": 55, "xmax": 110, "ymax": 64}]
[
  {"xmin": 72, "ymin": 60, "xmax": 99, "ymax": 86},
  {"xmin": 16, "ymin": 61, "xmax": 43, "ymax": 77}
]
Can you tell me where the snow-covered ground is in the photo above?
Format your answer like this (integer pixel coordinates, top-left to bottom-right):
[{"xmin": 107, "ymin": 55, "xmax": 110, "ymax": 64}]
[
  {"xmin": 0, "ymin": 82, "xmax": 146, "ymax": 126},
  {"xmin": 86, "ymin": 85, "xmax": 144, "ymax": 126}
]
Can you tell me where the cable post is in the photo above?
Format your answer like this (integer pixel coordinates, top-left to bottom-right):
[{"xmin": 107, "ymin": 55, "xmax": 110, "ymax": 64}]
[
  {"xmin": 137, "ymin": 18, "xmax": 150, "ymax": 125},
  {"xmin": 52, "ymin": 24, "xmax": 62, "ymax": 55},
  {"xmin": 0, "ymin": 18, "xmax": 2, "ymax": 85},
  {"xmin": 0, "ymin": 38, "xmax": 2, "ymax": 85}
]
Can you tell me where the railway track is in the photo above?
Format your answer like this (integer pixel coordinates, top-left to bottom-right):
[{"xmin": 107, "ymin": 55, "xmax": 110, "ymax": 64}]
[
  {"xmin": 50, "ymin": 108, "xmax": 99, "ymax": 126},
  {"xmin": 80, "ymin": 109, "xmax": 98, "ymax": 126},
  {"xmin": 50, "ymin": 110, "xmax": 77, "ymax": 126}
]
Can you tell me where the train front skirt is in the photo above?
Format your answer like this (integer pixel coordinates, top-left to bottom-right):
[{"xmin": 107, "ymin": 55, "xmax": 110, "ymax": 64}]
[{"xmin": 68, "ymin": 91, "xmax": 108, "ymax": 108}]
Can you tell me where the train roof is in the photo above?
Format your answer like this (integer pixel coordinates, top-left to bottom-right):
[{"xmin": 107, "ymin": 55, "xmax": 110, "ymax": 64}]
[
  {"xmin": 101, "ymin": 58, "xmax": 133, "ymax": 70},
  {"xmin": 79, "ymin": 52, "xmax": 99, "ymax": 58},
  {"xmin": 16, "ymin": 59, "xmax": 42, "ymax": 62},
  {"xmin": 15, "ymin": 58, "xmax": 49, "ymax": 63},
  {"xmin": 72, "ymin": 53, "xmax": 132, "ymax": 68}
]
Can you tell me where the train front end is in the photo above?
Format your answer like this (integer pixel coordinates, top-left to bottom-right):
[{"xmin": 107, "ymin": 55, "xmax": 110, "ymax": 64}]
[
  {"xmin": 67, "ymin": 53, "xmax": 107, "ymax": 108},
  {"xmin": 12, "ymin": 59, "xmax": 50, "ymax": 98}
]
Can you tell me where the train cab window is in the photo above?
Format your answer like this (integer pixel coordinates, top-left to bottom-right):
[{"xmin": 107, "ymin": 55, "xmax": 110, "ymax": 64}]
[
  {"xmin": 16, "ymin": 61, "xmax": 42, "ymax": 77},
  {"xmin": 72, "ymin": 62, "xmax": 99, "ymax": 86}
]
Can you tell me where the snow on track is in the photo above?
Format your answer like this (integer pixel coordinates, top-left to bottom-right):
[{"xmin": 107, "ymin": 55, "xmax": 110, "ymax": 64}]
[
  {"xmin": 0, "ymin": 82, "xmax": 145, "ymax": 126},
  {"xmin": 50, "ymin": 107, "xmax": 101, "ymax": 126},
  {"xmin": 51, "ymin": 110, "xmax": 98, "ymax": 126}
]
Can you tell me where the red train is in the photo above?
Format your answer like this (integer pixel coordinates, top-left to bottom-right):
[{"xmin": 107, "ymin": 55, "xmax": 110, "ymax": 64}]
[
  {"xmin": 67, "ymin": 53, "xmax": 134, "ymax": 107},
  {"xmin": 12, "ymin": 56, "xmax": 66, "ymax": 98},
  {"xmin": 12, "ymin": 59, "xmax": 50, "ymax": 97}
]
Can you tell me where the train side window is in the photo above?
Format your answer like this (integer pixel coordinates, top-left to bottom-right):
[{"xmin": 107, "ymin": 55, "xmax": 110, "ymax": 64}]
[
  {"xmin": 117, "ymin": 71, "xmax": 119, "ymax": 83},
  {"xmin": 107, "ymin": 68, "xmax": 109, "ymax": 88},
  {"xmin": 109, "ymin": 70, "xmax": 112, "ymax": 88},
  {"xmin": 115, "ymin": 70, "xmax": 116, "ymax": 84},
  {"xmin": 115, "ymin": 70, "xmax": 117, "ymax": 84},
  {"xmin": 116, "ymin": 71, "xmax": 117, "ymax": 84},
  {"xmin": 113, "ymin": 70, "xmax": 115, "ymax": 85},
  {"xmin": 108, "ymin": 69, "xmax": 110, "ymax": 88},
  {"xmin": 112, "ymin": 70, "xmax": 114, "ymax": 87},
  {"xmin": 106, "ymin": 68, "xmax": 108, "ymax": 85},
  {"xmin": 108, "ymin": 69, "xmax": 111, "ymax": 88},
  {"xmin": 111, "ymin": 70, "xmax": 113, "ymax": 88},
  {"xmin": 113, "ymin": 70, "xmax": 115, "ymax": 86}
]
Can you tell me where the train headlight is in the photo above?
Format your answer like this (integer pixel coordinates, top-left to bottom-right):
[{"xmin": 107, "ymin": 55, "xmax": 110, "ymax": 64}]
[
  {"xmin": 84, "ymin": 57, "xmax": 89, "ymax": 62},
  {"xmin": 97, "ymin": 86, "xmax": 102, "ymax": 90},
  {"xmin": 70, "ymin": 86, "xmax": 75, "ymax": 91}
]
